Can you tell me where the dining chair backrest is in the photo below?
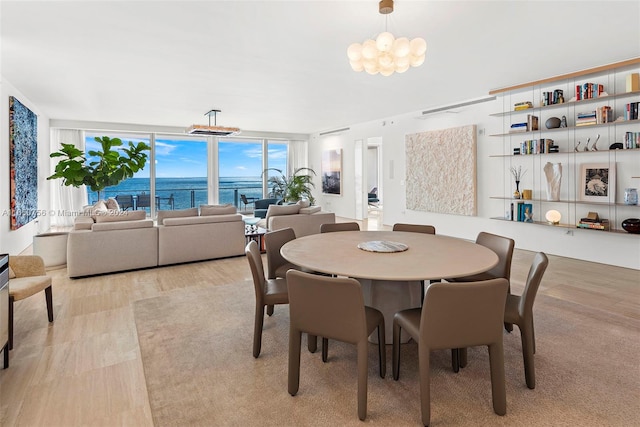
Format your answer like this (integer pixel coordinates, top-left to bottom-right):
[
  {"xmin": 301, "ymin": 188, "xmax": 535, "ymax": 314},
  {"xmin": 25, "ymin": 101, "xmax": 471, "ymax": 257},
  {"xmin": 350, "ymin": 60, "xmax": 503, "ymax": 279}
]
[
  {"xmin": 518, "ymin": 252, "xmax": 549, "ymax": 317},
  {"xmin": 421, "ymin": 278, "xmax": 509, "ymax": 350},
  {"xmin": 476, "ymin": 232, "xmax": 515, "ymax": 281},
  {"xmin": 265, "ymin": 227, "xmax": 296, "ymax": 279},
  {"xmin": 320, "ymin": 222, "xmax": 360, "ymax": 233},
  {"xmin": 287, "ymin": 270, "xmax": 367, "ymax": 345},
  {"xmin": 392, "ymin": 223, "xmax": 436, "ymax": 234},
  {"xmin": 245, "ymin": 240, "xmax": 266, "ymax": 305}
]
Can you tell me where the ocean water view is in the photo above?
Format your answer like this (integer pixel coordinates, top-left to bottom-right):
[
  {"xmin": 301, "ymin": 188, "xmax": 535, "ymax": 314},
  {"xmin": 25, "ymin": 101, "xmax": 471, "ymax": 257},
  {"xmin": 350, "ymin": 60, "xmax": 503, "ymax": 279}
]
[{"xmin": 88, "ymin": 177, "xmax": 265, "ymax": 211}]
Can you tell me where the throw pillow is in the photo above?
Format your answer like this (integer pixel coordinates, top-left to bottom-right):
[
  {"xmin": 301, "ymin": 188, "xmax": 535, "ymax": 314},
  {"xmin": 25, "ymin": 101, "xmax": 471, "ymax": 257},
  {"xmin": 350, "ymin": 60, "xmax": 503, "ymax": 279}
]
[
  {"xmin": 84, "ymin": 200, "xmax": 109, "ymax": 220},
  {"xmin": 8, "ymin": 265, "xmax": 16, "ymax": 279},
  {"xmin": 157, "ymin": 207, "xmax": 198, "ymax": 225},
  {"xmin": 200, "ymin": 204, "xmax": 237, "ymax": 216},
  {"xmin": 105, "ymin": 198, "xmax": 120, "ymax": 211}
]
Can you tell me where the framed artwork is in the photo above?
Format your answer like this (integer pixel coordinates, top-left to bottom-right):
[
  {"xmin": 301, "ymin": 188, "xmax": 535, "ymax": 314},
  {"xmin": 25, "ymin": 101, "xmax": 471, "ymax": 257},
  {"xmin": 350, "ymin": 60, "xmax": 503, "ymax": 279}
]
[
  {"xmin": 9, "ymin": 96, "xmax": 38, "ymax": 230},
  {"xmin": 580, "ymin": 163, "xmax": 616, "ymax": 203},
  {"xmin": 322, "ymin": 149, "xmax": 342, "ymax": 195}
]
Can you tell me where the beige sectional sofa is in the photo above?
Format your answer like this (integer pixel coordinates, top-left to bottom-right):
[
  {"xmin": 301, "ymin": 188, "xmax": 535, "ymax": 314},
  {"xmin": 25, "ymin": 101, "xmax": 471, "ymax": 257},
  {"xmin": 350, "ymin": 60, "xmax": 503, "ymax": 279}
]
[
  {"xmin": 157, "ymin": 205, "xmax": 245, "ymax": 265},
  {"xmin": 67, "ymin": 210, "xmax": 158, "ymax": 278},
  {"xmin": 67, "ymin": 205, "xmax": 245, "ymax": 278},
  {"xmin": 257, "ymin": 203, "xmax": 335, "ymax": 237}
]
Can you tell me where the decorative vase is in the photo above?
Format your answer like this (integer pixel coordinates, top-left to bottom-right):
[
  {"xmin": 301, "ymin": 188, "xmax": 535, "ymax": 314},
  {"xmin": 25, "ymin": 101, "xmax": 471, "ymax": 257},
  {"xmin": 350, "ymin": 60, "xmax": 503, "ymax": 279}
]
[
  {"xmin": 624, "ymin": 188, "xmax": 638, "ymax": 205},
  {"xmin": 545, "ymin": 117, "xmax": 561, "ymax": 129},
  {"xmin": 513, "ymin": 181, "xmax": 521, "ymax": 199},
  {"xmin": 543, "ymin": 162, "xmax": 562, "ymax": 201}
]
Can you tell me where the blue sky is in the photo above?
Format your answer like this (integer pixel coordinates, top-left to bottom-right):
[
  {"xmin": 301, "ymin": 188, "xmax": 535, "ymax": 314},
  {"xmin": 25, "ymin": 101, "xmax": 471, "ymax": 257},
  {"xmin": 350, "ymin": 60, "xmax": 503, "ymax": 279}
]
[{"xmin": 85, "ymin": 135, "xmax": 287, "ymax": 178}]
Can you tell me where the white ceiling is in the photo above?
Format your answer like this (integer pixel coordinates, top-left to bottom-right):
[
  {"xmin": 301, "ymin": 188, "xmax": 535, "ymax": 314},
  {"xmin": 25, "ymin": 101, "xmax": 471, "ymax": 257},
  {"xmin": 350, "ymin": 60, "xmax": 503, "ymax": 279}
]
[{"xmin": 2, "ymin": 1, "xmax": 639, "ymax": 135}]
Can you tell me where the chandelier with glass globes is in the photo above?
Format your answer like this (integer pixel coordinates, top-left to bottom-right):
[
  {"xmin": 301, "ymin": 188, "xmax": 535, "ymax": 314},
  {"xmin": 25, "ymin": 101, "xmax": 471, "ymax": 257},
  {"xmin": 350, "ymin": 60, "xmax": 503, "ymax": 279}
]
[{"xmin": 347, "ymin": 0, "xmax": 427, "ymax": 76}]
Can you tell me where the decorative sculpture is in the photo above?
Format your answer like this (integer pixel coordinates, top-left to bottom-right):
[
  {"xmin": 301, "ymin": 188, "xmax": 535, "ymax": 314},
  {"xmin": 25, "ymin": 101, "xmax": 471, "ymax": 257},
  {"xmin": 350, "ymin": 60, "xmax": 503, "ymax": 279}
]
[
  {"xmin": 543, "ymin": 162, "xmax": 562, "ymax": 201},
  {"xmin": 592, "ymin": 134, "xmax": 600, "ymax": 151}
]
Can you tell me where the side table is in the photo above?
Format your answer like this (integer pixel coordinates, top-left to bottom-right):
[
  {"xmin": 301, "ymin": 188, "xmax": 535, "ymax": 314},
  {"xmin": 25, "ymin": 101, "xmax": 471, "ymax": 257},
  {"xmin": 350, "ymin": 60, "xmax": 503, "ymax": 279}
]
[{"xmin": 245, "ymin": 227, "xmax": 267, "ymax": 253}]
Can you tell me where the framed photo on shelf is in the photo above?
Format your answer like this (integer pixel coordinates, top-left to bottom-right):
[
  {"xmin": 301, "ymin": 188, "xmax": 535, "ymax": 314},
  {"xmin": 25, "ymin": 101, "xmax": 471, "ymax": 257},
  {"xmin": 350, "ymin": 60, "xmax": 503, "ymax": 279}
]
[
  {"xmin": 580, "ymin": 163, "xmax": 616, "ymax": 203},
  {"xmin": 321, "ymin": 149, "xmax": 342, "ymax": 195}
]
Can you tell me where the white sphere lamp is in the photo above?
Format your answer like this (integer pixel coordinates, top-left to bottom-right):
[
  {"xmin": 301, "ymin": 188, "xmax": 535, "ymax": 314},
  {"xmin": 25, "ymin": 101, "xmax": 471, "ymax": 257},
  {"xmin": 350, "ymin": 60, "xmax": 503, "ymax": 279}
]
[{"xmin": 545, "ymin": 209, "xmax": 562, "ymax": 225}]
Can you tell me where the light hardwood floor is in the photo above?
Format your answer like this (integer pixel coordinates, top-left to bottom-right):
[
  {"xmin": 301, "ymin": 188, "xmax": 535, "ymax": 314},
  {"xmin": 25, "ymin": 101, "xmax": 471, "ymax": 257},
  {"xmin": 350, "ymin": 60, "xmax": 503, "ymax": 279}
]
[{"xmin": 1, "ymin": 217, "xmax": 638, "ymax": 426}]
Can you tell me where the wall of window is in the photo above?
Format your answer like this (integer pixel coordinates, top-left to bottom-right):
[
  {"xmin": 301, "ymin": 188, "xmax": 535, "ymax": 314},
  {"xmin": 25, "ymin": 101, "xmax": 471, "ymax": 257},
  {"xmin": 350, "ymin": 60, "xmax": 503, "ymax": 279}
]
[{"xmin": 84, "ymin": 132, "xmax": 291, "ymax": 215}]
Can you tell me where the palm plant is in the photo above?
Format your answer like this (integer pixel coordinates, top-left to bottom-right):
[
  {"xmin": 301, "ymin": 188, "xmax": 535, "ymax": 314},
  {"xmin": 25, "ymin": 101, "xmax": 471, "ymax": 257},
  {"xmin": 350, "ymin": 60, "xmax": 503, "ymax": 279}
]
[{"xmin": 264, "ymin": 167, "xmax": 316, "ymax": 204}]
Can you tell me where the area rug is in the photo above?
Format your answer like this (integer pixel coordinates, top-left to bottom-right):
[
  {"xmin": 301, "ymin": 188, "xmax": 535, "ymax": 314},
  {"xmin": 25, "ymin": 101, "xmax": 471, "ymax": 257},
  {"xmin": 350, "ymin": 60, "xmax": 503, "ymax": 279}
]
[{"xmin": 134, "ymin": 283, "xmax": 640, "ymax": 426}]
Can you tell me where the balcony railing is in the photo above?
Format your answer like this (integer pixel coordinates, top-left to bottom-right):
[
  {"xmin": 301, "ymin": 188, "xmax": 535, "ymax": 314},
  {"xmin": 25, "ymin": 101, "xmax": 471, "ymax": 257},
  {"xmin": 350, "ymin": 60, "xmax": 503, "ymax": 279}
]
[{"xmin": 89, "ymin": 185, "xmax": 264, "ymax": 211}]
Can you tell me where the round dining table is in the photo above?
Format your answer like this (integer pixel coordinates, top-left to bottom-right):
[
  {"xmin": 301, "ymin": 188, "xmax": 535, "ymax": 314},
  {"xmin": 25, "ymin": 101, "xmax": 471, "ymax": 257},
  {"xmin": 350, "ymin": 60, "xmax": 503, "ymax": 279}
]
[{"xmin": 281, "ymin": 230, "xmax": 499, "ymax": 343}]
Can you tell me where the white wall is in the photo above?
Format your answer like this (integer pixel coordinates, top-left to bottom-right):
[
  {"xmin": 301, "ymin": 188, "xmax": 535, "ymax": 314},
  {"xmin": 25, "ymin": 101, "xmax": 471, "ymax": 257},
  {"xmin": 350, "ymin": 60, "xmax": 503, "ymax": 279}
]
[
  {"xmin": 1, "ymin": 77, "xmax": 51, "ymax": 255},
  {"xmin": 309, "ymin": 99, "xmax": 640, "ymax": 270}
]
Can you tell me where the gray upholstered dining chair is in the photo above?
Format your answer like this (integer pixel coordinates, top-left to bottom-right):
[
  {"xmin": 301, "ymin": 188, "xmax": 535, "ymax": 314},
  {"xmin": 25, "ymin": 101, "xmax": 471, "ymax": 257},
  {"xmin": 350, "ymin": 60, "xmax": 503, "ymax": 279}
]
[
  {"xmin": 320, "ymin": 222, "xmax": 360, "ymax": 233},
  {"xmin": 392, "ymin": 278, "xmax": 509, "ymax": 426},
  {"xmin": 245, "ymin": 240, "xmax": 288, "ymax": 358},
  {"xmin": 504, "ymin": 252, "xmax": 548, "ymax": 389},
  {"xmin": 286, "ymin": 270, "xmax": 385, "ymax": 421},
  {"xmin": 448, "ymin": 231, "xmax": 515, "ymax": 337},
  {"xmin": 265, "ymin": 227, "xmax": 299, "ymax": 280}
]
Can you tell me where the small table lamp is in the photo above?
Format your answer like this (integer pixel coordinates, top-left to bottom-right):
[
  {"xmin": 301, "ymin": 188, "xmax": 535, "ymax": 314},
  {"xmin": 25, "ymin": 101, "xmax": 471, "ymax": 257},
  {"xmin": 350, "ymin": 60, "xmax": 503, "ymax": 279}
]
[{"xmin": 545, "ymin": 209, "xmax": 561, "ymax": 225}]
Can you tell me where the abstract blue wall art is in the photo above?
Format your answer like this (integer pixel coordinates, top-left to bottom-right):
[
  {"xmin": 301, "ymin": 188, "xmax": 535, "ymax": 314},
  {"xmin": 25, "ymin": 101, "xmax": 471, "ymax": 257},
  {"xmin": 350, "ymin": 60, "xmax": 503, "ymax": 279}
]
[{"xmin": 9, "ymin": 96, "xmax": 38, "ymax": 230}]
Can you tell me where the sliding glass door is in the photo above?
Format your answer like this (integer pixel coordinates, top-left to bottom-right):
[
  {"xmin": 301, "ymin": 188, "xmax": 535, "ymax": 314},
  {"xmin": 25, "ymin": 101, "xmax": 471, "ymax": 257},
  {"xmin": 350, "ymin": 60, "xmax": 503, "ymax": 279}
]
[{"xmin": 218, "ymin": 140, "xmax": 264, "ymax": 209}]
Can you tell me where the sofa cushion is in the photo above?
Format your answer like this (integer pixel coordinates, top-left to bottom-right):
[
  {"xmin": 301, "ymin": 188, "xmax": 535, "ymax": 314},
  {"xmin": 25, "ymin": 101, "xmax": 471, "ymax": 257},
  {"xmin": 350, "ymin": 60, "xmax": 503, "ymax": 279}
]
[
  {"xmin": 92, "ymin": 219, "xmax": 154, "ymax": 231},
  {"xmin": 300, "ymin": 206, "xmax": 321, "ymax": 214},
  {"xmin": 157, "ymin": 208, "xmax": 199, "ymax": 225},
  {"xmin": 95, "ymin": 210, "xmax": 147, "ymax": 223},
  {"xmin": 163, "ymin": 214, "xmax": 242, "ymax": 226},
  {"xmin": 8, "ymin": 265, "xmax": 16, "ymax": 279},
  {"xmin": 265, "ymin": 203, "xmax": 301, "ymax": 223},
  {"xmin": 105, "ymin": 197, "xmax": 120, "ymax": 210},
  {"xmin": 200, "ymin": 204, "xmax": 237, "ymax": 216}
]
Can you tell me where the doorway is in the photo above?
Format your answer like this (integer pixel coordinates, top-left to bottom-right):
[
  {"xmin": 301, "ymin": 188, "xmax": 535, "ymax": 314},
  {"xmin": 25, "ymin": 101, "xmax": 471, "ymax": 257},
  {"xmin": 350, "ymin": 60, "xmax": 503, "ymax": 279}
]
[{"xmin": 366, "ymin": 138, "xmax": 382, "ymax": 219}]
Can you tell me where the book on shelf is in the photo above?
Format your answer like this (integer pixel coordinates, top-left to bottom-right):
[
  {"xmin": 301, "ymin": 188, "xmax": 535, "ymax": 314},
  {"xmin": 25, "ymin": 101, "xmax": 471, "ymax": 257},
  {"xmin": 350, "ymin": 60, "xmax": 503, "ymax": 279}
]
[
  {"xmin": 577, "ymin": 219, "xmax": 610, "ymax": 231},
  {"xmin": 526, "ymin": 114, "xmax": 539, "ymax": 131},
  {"xmin": 624, "ymin": 131, "xmax": 640, "ymax": 149},
  {"xmin": 625, "ymin": 102, "xmax": 639, "ymax": 120},
  {"xmin": 510, "ymin": 201, "xmax": 524, "ymax": 221},
  {"xmin": 509, "ymin": 122, "xmax": 528, "ymax": 133},
  {"xmin": 514, "ymin": 101, "xmax": 533, "ymax": 111},
  {"xmin": 576, "ymin": 83, "xmax": 604, "ymax": 100}
]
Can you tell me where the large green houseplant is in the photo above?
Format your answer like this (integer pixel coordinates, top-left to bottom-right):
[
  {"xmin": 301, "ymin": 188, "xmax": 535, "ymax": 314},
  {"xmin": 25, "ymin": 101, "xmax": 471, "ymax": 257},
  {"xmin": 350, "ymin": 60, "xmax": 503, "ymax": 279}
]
[
  {"xmin": 47, "ymin": 136, "xmax": 150, "ymax": 200},
  {"xmin": 264, "ymin": 167, "xmax": 316, "ymax": 204}
]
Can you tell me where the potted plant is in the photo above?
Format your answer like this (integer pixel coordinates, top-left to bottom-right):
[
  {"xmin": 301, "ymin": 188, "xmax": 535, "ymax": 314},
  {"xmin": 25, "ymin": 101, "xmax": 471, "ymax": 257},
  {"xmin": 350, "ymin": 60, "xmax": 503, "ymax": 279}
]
[
  {"xmin": 264, "ymin": 167, "xmax": 316, "ymax": 204},
  {"xmin": 47, "ymin": 136, "xmax": 150, "ymax": 201}
]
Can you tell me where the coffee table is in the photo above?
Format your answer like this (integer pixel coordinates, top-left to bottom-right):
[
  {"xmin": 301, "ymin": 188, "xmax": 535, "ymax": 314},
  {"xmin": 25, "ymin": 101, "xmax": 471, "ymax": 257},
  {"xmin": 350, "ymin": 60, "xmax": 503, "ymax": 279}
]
[{"xmin": 245, "ymin": 226, "xmax": 267, "ymax": 253}]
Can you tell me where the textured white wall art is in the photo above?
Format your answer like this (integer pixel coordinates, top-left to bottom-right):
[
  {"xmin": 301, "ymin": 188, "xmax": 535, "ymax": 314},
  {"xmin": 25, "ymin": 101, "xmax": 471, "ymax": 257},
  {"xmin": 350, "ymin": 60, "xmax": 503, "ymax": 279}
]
[{"xmin": 405, "ymin": 125, "xmax": 477, "ymax": 216}]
